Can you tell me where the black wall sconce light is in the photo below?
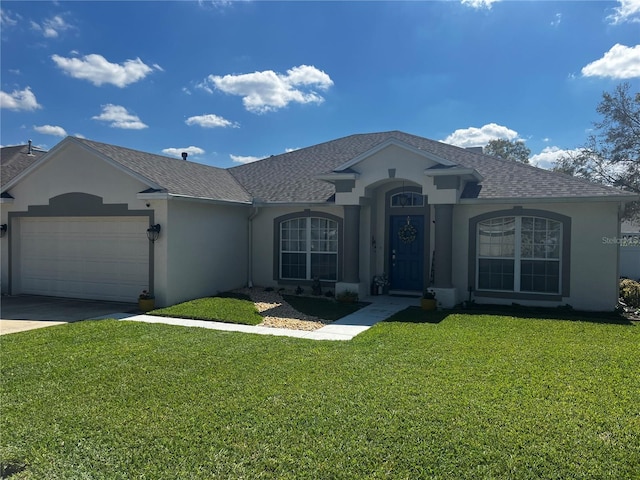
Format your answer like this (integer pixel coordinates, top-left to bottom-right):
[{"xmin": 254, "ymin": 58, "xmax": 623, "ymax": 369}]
[
  {"xmin": 0, "ymin": 224, "xmax": 7, "ymax": 238},
  {"xmin": 146, "ymin": 224, "xmax": 161, "ymax": 243}
]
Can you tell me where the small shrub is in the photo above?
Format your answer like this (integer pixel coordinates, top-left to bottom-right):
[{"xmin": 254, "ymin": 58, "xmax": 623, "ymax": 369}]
[{"xmin": 620, "ymin": 278, "xmax": 640, "ymax": 308}]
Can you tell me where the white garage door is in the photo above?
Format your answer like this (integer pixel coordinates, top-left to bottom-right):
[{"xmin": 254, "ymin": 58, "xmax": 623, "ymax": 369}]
[{"xmin": 19, "ymin": 217, "xmax": 149, "ymax": 302}]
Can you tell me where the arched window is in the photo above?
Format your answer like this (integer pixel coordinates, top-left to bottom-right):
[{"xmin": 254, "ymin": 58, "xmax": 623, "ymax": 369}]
[
  {"xmin": 390, "ymin": 192, "xmax": 424, "ymax": 207},
  {"xmin": 280, "ymin": 217, "xmax": 338, "ymax": 281},
  {"xmin": 477, "ymin": 216, "xmax": 562, "ymax": 294}
]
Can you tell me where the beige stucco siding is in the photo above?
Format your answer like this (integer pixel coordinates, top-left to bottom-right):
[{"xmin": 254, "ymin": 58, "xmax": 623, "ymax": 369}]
[
  {"xmin": 1, "ymin": 143, "xmax": 152, "ymax": 295},
  {"xmin": 452, "ymin": 201, "xmax": 621, "ymax": 311},
  {"xmin": 5, "ymin": 143, "xmax": 151, "ymax": 210},
  {"xmin": 335, "ymin": 144, "xmax": 457, "ymax": 205},
  {"xmin": 162, "ymin": 199, "xmax": 249, "ymax": 306}
]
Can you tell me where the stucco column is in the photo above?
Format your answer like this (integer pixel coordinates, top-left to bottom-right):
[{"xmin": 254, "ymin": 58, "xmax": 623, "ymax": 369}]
[
  {"xmin": 343, "ymin": 205, "xmax": 361, "ymax": 283},
  {"xmin": 434, "ymin": 204, "xmax": 453, "ymax": 288}
]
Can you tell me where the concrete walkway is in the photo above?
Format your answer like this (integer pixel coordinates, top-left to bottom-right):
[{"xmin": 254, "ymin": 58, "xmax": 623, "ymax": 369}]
[
  {"xmin": 0, "ymin": 296, "xmax": 137, "ymax": 335},
  {"xmin": 0, "ymin": 319, "xmax": 70, "ymax": 335},
  {"xmin": 118, "ymin": 295, "xmax": 420, "ymax": 341}
]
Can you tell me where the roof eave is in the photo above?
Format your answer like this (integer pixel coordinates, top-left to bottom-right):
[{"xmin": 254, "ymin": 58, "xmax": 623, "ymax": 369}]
[
  {"xmin": 424, "ymin": 167, "xmax": 484, "ymax": 183},
  {"xmin": 252, "ymin": 200, "xmax": 335, "ymax": 207},
  {"xmin": 315, "ymin": 172, "xmax": 360, "ymax": 182},
  {"xmin": 459, "ymin": 194, "xmax": 640, "ymax": 204},
  {"xmin": 169, "ymin": 193, "xmax": 252, "ymax": 206},
  {"xmin": 137, "ymin": 191, "xmax": 252, "ymax": 206}
]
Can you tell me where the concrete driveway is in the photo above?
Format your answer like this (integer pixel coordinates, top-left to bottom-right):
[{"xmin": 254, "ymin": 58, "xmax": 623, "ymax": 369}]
[{"xmin": 0, "ymin": 295, "xmax": 137, "ymax": 335}]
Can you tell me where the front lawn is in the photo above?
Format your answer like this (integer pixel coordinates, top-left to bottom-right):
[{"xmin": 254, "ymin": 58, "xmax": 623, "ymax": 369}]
[
  {"xmin": 150, "ymin": 292, "xmax": 263, "ymax": 325},
  {"xmin": 149, "ymin": 291, "xmax": 361, "ymax": 325},
  {"xmin": 1, "ymin": 314, "xmax": 638, "ymax": 478}
]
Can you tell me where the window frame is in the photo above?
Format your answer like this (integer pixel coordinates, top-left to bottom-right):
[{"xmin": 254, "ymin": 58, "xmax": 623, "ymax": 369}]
[
  {"xmin": 476, "ymin": 216, "xmax": 562, "ymax": 294},
  {"xmin": 273, "ymin": 211, "xmax": 342, "ymax": 284},
  {"xmin": 390, "ymin": 192, "xmax": 425, "ymax": 207},
  {"xmin": 469, "ymin": 208, "xmax": 571, "ymax": 301}
]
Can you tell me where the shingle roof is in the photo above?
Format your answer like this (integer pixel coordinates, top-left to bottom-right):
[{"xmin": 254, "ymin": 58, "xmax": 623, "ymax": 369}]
[
  {"xmin": 1, "ymin": 144, "xmax": 47, "ymax": 188},
  {"xmin": 5, "ymin": 133, "xmax": 633, "ymax": 205},
  {"xmin": 229, "ymin": 130, "xmax": 634, "ymax": 202},
  {"xmin": 73, "ymin": 138, "xmax": 252, "ymax": 203}
]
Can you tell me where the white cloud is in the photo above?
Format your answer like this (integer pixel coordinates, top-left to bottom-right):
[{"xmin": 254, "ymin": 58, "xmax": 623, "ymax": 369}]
[
  {"xmin": 608, "ymin": 0, "xmax": 640, "ymax": 24},
  {"xmin": 92, "ymin": 104, "xmax": 148, "ymax": 129},
  {"xmin": 529, "ymin": 146, "xmax": 583, "ymax": 170},
  {"xmin": 230, "ymin": 154, "xmax": 266, "ymax": 164},
  {"xmin": 581, "ymin": 44, "xmax": 640, "ymax": 79},
  {"xmin": 33, "ymin": 124, "xmax": 67, "ymax": 137},
  {"xmin": 441, "ymin": 123, "xmax": 519, "ymax": 148},
  {"xmin": 162, "ymin": 146, "xmax": 205, "ymax": 158},
  {"xmin": 1, "ymin": 9, "xmax": 19, "ymax": 27},
  {"xmin": 551, "ymin": 13, "xmax": 562, "ymax": 27},
  {"xmin": 205, "ymin": 64, "xmax": 334, "ymax": 113},
  {"xmin": 51, "ymin": 53, "xmax": 155, "ymax": 87},
  {"xmin": 31, "ymin": 15, "xmax": 72, "ymax": 38},
  {"xmin": 185, "ymin": 114, "xmax": 238, "ymax": 128},
  {"xmin": 461, "ymin": 0, "xmax": 500, "ymax": 10},
  {"xmin": 0, "ymin": 86, "xmax": 42, "ymax": 111}
]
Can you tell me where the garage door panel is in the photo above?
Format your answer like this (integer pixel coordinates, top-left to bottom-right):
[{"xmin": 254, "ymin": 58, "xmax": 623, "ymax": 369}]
[{"xmin": 19, "ymin": 217, "xmax": 149, "ymax": 302}]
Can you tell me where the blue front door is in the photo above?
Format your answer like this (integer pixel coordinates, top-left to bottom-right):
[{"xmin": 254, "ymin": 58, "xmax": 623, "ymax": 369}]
[{"xmin": 390, "ymin": 215, "xmax": 424, "ymax": 292}]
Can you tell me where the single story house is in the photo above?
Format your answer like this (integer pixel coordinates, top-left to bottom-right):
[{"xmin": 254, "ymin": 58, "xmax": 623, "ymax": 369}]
[{"xmin": 1, "ymin": 131, "xmax": 636, "ymax": 311}]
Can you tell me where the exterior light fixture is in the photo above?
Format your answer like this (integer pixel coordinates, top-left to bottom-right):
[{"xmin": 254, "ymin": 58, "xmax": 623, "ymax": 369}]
[
  {"xmin": 146, "ymin": 224, "xmax": 161, "ymax": 243},
  {"xmin": 0, "ymin": 224, "xmax": 6, "ymax": 238}
]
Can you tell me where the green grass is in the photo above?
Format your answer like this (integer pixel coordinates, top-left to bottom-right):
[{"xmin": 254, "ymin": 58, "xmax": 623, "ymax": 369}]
[
  {"xmin": 282, "ymin": 294, "xmax": 363, "ymax": 320},
  {"xmin": 149, "ymin": 292, "xmax": 263, "ymax": 325},
  {"xmin": 149, "ymin": 292, "xmax": 361, "ymax": 326},
  {"xmin": 2, "ymin": 314, "xmax": 639, "ymax": 479}
]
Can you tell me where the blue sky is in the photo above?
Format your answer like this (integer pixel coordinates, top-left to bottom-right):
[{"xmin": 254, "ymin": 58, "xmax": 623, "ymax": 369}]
[{"xmin": 1, "ymin": 1, "xmax": 639, "ymax": 169}]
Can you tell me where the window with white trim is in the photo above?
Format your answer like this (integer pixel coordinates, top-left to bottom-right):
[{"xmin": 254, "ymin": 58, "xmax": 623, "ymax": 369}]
[
  {"xmin": 280, "ymin": 217, "xmax": 338, "ymax": 281},
  {"xmin": 477, "ymin": 216, "xmax": 561, "ymax": 293}
]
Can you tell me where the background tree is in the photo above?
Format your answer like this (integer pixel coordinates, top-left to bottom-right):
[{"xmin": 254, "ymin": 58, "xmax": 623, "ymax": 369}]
[
  {"xmin": 552, "ymin": 82, "xmax": 640, "ymax": 219},
  {"xmin": 484, "ymin": 138, "xmax": 531, "ymax": 163}
]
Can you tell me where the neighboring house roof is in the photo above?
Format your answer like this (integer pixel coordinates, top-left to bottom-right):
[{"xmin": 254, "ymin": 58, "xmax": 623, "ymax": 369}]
[
  {"xmin": 0, "ymin": 144, "xmax": 47, "ymax": 188},
  {"xmin": 229, "ymin": 130, "xmax": 634, "ymax": 203}
]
